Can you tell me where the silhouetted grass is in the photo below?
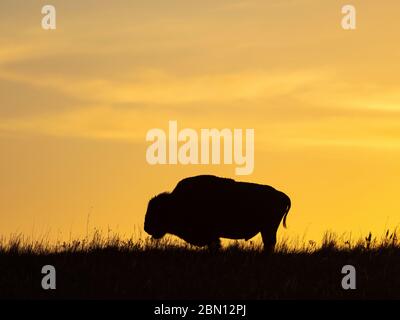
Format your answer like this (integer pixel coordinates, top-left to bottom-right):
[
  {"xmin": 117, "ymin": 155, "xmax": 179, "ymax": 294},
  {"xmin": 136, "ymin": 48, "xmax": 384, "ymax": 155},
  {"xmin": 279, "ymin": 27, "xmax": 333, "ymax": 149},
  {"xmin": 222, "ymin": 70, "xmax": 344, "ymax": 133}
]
[{"xmin": 1, "ymin": 230, "xmax": 400, "ymax": 299}]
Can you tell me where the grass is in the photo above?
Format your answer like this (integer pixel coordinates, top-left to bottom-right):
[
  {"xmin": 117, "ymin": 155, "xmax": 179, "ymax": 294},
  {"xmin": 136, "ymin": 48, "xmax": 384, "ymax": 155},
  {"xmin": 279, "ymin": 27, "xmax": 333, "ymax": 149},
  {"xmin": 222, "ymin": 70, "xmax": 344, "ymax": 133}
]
[{"xmin": 1, "ymin": 230, "xmax": 400, "ymax": 299}]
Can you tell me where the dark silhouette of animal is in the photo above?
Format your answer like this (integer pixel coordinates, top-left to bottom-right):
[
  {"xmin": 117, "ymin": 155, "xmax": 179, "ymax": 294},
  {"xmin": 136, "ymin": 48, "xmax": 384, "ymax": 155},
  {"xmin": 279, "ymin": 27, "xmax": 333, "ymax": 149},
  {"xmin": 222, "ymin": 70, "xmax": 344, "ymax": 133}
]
[{"xmin": 144, "ymin": 175, "xmax": 291, "ymax": 252}]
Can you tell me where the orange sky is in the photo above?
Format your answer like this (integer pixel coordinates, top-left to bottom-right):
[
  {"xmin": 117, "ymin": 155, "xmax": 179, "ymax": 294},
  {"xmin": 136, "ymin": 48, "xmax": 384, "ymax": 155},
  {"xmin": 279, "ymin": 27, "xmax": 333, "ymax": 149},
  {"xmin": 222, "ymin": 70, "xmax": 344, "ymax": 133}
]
[{"xmin": 1, "ymin": 0, "xmax": 400, "ymax": 244}]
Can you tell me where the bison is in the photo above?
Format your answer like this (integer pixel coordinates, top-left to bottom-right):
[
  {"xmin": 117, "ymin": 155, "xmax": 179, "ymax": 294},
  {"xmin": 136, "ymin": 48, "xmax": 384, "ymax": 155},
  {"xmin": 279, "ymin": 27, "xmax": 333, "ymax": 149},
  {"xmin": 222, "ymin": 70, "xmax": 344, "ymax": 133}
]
[{"xmin": 144, "ymin": 175, "xmax": 291, "ymax": 252}]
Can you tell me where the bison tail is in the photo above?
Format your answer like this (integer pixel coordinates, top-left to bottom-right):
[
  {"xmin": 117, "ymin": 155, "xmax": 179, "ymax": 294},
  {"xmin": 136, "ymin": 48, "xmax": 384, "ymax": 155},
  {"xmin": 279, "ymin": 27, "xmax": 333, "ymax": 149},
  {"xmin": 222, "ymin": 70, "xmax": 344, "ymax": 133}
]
[{"xmin": 282, "ymin": 194, "xmax": 291, "ymax": 229}]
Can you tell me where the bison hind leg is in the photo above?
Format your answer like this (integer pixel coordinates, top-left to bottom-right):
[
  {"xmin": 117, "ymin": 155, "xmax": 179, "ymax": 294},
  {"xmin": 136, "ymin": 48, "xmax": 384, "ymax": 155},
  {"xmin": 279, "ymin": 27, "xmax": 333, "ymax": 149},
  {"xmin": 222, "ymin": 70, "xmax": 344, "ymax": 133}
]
[{"xmin": 261, "ymin": 230, "xmax": 277, "ymax": 254}]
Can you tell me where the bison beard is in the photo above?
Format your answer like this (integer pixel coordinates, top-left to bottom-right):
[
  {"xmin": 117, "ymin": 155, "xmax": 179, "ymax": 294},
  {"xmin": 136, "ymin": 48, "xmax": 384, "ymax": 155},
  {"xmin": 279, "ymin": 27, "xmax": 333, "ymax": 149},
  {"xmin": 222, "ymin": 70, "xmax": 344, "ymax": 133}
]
[{"xmin": 144, "ymin": 175, "xmax": 291, "ymax": 252}]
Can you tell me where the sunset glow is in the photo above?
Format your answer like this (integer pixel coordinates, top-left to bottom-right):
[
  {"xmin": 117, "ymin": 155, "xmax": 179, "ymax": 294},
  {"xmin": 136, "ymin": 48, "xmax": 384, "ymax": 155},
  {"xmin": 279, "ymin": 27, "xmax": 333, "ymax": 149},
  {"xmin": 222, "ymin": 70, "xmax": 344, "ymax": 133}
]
[{"xmin": 1, "ymin": 0, "xmax": 400, "ymax": 244}]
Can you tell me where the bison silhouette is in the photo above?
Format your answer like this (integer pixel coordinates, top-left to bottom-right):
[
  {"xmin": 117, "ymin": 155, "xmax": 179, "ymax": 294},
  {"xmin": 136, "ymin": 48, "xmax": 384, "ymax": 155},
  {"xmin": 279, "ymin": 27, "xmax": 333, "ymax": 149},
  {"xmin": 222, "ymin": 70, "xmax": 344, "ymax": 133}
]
[{"xmin": 144, "ymin": 175, "xmax": 291, "ymax": 252}]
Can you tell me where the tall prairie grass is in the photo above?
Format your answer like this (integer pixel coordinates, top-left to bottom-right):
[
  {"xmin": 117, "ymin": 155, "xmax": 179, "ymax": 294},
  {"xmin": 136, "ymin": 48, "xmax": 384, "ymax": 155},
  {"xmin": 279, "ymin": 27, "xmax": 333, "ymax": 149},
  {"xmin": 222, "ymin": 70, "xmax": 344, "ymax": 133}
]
[
  {"xmin": 1, "ymin": 229, "xmax": 398, "ymax": 254},
  {"xmin": 1, "ymin": 229, "xmax": 399, "ymax": 299}
]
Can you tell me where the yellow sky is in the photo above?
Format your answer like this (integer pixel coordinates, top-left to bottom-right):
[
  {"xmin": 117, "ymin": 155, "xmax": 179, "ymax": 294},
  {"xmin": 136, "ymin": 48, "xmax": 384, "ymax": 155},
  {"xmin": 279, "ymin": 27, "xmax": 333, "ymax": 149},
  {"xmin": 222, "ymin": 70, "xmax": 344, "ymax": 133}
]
[{"xmin": 1, "ymin": 0, "xmax": 400, "ymax": 243}]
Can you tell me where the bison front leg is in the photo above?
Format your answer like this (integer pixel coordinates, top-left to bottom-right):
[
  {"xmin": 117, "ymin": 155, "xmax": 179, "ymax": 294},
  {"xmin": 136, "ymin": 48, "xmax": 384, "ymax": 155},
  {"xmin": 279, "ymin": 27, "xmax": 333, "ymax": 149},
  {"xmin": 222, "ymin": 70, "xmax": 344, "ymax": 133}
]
[
  {"xmin": 207, "ymin": 238, "xmax": 221, "ymax": 252},
  {"xmin": 261, "ymin": 230, "xmax": 276, "ymax": 254}
]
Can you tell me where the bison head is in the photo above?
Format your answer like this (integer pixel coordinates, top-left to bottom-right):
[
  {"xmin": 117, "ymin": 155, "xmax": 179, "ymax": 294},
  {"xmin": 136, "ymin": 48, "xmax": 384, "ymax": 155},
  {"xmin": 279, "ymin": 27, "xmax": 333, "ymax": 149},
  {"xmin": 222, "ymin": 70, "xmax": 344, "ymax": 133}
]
[{"xmin": 144, "ymin": 192, "xmax": 171, "ymax": 239}]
